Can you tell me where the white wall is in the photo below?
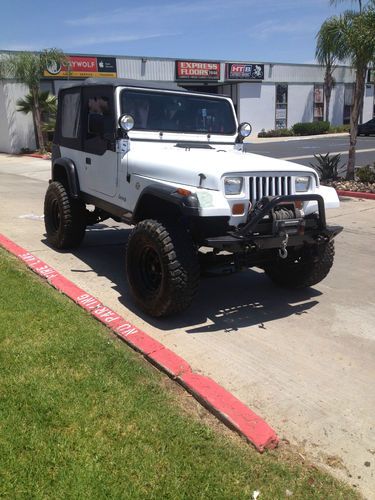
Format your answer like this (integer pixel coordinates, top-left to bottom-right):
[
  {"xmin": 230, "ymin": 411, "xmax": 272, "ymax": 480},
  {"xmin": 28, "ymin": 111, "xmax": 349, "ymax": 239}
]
[
  {"xmin": 238, "ymin": 83, "xmax": 316, "ymax": 133},
  {"xmin": 238, "ymin": 82, "xmax": 275, "ymax": 135},
  {"xmin": 0, "ymin": 83, "xmax": 11, "ymax": 152},
  {"xmin": 0, "ymin": 82, "xmax": 35, "ymax": 153},
  {"xmin": 287, "ymin": 84, "xmax": 314, "ymax": 127}
]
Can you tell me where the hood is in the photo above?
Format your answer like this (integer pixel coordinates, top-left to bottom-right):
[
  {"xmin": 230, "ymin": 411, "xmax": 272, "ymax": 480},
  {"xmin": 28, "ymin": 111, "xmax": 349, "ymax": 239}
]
[{"xmin": 128, "ymin": 141, "xmax": 317, "ymax": 190}]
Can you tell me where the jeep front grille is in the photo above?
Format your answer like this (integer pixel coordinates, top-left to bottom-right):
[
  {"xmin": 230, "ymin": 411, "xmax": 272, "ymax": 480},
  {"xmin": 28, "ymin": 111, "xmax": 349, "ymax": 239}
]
[{"xmin": 249, "ymin": 176, "xmax": 292, "ymax": 204}]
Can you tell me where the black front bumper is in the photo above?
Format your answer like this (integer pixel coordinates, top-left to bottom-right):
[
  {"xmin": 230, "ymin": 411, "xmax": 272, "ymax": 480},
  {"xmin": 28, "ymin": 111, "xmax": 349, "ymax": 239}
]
[{"xmin": 204, "ymin": 194, "xmax": 343, "ymax": 253}]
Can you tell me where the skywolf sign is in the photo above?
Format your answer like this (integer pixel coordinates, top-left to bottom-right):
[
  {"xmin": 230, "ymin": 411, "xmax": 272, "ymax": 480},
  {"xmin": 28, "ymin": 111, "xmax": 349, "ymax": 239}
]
[
  {"xmin": 226, "ymin": 63, "xmax": 264, "ymax": 80},
  {"xmin": 44, "ymin": 56, "xmax": 117, "ymax": 78}
]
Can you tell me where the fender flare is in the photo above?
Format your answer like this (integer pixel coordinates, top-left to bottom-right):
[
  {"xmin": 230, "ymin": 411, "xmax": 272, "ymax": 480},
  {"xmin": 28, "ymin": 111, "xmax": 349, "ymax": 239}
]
[
  {"xmin": 52, "ymin": 158, "xmax": 80, "ymax": 199},
  {"xmin": 133, "ymin": 184, "xmax": 199, "ymax": 222}
]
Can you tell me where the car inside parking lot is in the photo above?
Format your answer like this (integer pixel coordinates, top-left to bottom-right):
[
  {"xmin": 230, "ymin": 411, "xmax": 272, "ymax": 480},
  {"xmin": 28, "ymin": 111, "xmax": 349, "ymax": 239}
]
[{"xmin": 358, "ymin": 117, "xmax": 375, "ymax": 135}]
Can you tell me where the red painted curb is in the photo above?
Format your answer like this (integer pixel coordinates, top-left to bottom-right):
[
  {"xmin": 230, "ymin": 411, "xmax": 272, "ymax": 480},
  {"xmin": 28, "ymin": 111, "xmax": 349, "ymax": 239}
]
[
  {"xmin": 180, "ymin": 373, "xmax": 278, "ymax": 451},
  {"xmin": 22, "ymin": 153, "xmax": 50, "ymax": 160},
  {"xmin": 0, "ymin": 233, "xmax": 279, "ymax": 452},
  {"xmin": 148, "ymin": 348, "xmax": 192, "ymax": 378},
  {"xmin": 336, "ymin": 189, "xmax": 375, "ymax": 200}
]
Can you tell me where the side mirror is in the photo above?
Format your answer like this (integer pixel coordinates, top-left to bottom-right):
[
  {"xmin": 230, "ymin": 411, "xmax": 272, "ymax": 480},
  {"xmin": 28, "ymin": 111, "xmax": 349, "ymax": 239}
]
[
  {"xmin": 236, "ymin": 122, "xmax": 252, "ymax": 143},
  {"xmin": 88, "ymin": 113, "xmax": 105, "ymax": 136}
]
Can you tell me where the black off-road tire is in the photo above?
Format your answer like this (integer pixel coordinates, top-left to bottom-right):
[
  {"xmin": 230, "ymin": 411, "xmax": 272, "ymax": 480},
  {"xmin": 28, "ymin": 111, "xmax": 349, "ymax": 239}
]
[
  {"xmin": 126, "ymin": 219, "xmax": 200, "ymax": 317},
  {"xmin": 264, "ymin": 241, "xmax": 335, "ymax": 288},
  {"xmin": 44, "ymin": 181, "xmax": 86, "ymax": 249}
]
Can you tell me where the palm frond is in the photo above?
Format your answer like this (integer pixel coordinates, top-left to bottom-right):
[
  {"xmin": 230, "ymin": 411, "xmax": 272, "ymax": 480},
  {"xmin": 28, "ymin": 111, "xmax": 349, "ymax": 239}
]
[{"xmin": 16, "ymin": 91, "xmax": 57, "ymax": 115}]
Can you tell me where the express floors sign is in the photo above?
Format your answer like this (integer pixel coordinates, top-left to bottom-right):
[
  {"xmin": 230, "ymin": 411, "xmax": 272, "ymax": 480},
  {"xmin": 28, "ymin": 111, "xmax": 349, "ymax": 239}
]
[
  {"xmin": 176, "ymin": 61, "xmax": 220, "ymax": 81},
  {"xmin": 44, "ymin": 56, "xmax": 117, "ymax": 78}
]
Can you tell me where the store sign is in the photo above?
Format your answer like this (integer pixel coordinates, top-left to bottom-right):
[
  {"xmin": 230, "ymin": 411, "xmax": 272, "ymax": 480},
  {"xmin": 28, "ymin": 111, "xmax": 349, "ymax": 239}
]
[
  {"xmin": 226, "ymin": 63, "xmax": 264, "ymax": 80},
  {"xmin": 44, "ymin": 56, "xmax": 117, "ymax": 78},
  {"xmin": 175, "ymin": 60, "xmax": 220, "ymax": 81}
]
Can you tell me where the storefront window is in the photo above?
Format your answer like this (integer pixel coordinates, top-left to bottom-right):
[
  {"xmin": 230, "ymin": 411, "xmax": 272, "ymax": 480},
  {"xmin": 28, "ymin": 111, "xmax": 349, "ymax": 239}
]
[
  {"xmin": 344, "ymin": 83, "xmax": 354, "ymax": 124},
  {"xmin": 313, "ymin": 84, "xmax": 324, "ymax": 121},
  {"xmin": 275, "ymin": 84, "xmax": 288, "ymax": 129}
]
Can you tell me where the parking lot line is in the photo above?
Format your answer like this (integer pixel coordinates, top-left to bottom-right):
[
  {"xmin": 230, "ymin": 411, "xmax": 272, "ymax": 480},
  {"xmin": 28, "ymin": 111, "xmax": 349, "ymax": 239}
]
[{"xmin": 281, "ymin": 147, "xmax": 375, "ymax": 161}]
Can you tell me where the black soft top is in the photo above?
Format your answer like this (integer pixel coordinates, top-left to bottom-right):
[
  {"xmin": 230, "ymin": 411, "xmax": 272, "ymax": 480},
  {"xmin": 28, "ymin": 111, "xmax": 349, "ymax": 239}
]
[{"xmin": 62, "ymin": 77, "xmax": 187, "ymax": 92}]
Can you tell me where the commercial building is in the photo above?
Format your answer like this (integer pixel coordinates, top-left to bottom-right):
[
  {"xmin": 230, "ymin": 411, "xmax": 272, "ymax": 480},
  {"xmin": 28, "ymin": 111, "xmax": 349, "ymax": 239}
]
[{"xmin": 0, "ymin": 50, "xmax": 374, "ymax": 153}]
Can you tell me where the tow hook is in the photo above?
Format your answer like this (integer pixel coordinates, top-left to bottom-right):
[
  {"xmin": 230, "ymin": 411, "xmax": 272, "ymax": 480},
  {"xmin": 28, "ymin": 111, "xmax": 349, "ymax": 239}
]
[{"xmin": 278, "ymin": 232, "xmax": 289, "ymax": 259}]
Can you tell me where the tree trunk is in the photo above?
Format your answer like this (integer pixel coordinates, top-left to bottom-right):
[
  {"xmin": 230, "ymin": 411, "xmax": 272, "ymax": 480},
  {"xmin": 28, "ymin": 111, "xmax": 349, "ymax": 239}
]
[
  {"xmin": 324, "ymin": 68, "xmax": 334, "ymax": 123},
  {"xmin": 346, "ymin": 67, "xmax": 366, "ymax": 180},
  {"xmin": 325, "ymin": 88, "xmax": 331, "ymax": 123},
  {"xmin": 32, "ymin": 87, "xmax": 45, "ymax": 151},
  {"xmin": 31, "ymin": 109, "xmax": 39, "ymax": 150}
]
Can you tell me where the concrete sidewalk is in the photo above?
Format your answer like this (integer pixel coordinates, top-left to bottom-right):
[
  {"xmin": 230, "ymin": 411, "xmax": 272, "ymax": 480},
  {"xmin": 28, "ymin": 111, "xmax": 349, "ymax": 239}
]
[{"xmin": 0, "ymin": 153, "xmax": 374, "ymax": 498}]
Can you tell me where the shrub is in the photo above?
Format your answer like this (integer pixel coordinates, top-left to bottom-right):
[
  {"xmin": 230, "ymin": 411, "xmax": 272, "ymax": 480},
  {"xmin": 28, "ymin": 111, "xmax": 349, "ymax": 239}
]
[
  {"xmin": 356, "ymin": 164, "xmax": 375, "ymax": 183},
  {"xmin": 292, "ymin": 121, "xmax": 330, "ymax": 136},
  {"xmin": 329, "ymin": 124, "xmax": 350, "ymax": 133},
  {"xmin": 310, "ymin": 153, "xmax": 343, "ymax": 180},
  {"xmin": 258, "ymin": 128, "xmax": 294, "ymax": 138}
]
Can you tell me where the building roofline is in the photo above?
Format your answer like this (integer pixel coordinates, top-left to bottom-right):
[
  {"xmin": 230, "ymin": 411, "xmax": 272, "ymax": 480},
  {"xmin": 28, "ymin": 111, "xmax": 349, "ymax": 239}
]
[{"xmin": 0, "ymin": 49, "xmax": 357, "ymax": 70}]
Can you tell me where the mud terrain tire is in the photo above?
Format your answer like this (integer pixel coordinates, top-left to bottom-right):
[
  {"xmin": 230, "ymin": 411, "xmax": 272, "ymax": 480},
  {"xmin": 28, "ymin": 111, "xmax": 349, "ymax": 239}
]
[
  {"xmin": 44, "ymin": 181, "xmax": 86, "ymax": 249},
  {"xmin": 126, "ymin": 219, "xmax": 200, "ymax": 317},
  {"xmin": 264, "ymin": 241, "xmax": 335, "ymax": 288}
]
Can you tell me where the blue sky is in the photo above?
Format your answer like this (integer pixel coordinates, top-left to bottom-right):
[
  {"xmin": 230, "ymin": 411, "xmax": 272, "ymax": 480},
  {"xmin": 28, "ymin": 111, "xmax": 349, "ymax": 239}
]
[{"xmin": 0, "ymin": 0, "xmax": 351, "ymax": 64}]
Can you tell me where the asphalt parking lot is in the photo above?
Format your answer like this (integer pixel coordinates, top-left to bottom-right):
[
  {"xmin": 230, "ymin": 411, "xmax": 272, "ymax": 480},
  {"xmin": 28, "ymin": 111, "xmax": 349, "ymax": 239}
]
[
  {"xmin": 0, "ymin": 152, "xmax": 374, "ymax": 498},
  {"xmin": 245, "ymin": 134, "xmax": 375, "ymax": 170}
]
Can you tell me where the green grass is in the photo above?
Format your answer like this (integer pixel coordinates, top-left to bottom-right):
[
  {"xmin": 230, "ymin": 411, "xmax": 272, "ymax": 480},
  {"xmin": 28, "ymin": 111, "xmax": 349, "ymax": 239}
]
[{"xmin": 0, "ymin": 249, "xmax": 358, "ymax": 499}]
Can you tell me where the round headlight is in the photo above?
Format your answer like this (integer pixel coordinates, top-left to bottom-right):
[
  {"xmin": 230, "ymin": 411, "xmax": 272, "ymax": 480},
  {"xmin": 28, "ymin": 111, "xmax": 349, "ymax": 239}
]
[
  {"xmin": 238, "ymin": 122, "xmax": 252, "ymax": 138},
  {"xmin": 119, "ymin": 114, "xmax": 135, "ymax": 132}
]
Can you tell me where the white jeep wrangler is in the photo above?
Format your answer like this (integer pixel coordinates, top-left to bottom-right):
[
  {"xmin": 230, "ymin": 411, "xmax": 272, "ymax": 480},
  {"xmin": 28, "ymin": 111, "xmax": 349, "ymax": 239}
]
[{"xmin": 44, "ymin": 78, "xmax": 342, "ymax": 317}]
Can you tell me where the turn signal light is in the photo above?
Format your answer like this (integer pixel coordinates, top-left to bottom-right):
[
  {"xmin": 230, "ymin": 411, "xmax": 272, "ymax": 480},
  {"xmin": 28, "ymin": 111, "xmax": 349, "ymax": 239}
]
[
  {"xmin": 232, "ymin": 203, "xmax": 245, "ymax": 215},
  {"xmin": 176, "ymin": 188, "xmax": 192, "ymax": 197}
]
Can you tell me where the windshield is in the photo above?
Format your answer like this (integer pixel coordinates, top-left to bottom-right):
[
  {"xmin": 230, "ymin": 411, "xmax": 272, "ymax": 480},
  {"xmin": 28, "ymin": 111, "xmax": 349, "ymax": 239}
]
[{"xmin": 120, "ymin": 89, "xmax": 236, "ymax": 135}]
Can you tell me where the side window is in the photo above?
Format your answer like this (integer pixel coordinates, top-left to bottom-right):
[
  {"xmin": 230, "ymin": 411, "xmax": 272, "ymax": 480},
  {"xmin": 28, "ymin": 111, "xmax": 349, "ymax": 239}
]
[
  {"xmin": 83, "ymin": 87, "xmax": 114, "ymax": 155},
  {"xmin": 61, "ymin": 91, "xmax": 81, "ymax": 139},
  {"xmin": 88, "ymin": 95, "xmax": 110, "ymax": 118}
]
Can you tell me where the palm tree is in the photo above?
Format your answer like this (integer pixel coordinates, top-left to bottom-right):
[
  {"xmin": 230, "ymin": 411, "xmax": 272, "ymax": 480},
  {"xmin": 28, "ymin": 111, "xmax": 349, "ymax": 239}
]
[
  {"xmin": 0, "ymin": 49, "xmax": 66, "ymax": 151},
  {"xmin": 330, "ymin": 0, "xmax": 375, "ymax": 12},
  {"xmin": 317, "ymin": 8, "xmax": 375, "ymax": 179},
  {"xmin": 17, "ymin": 90, "xmax": 57, "ymax": 116},
  {"xmin": 316, "ymin": 19, "xmax": 342, "ymax": 122},
  {"xmin": 17, "ymin": 91, "xmax": 57, "ymax": 148}
]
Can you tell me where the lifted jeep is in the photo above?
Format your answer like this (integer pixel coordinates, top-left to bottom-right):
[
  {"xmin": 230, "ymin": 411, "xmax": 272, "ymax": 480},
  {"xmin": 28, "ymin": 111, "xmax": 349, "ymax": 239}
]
[{"xmin": 45, "ymin": 78, "xmax": 342, "ymax": 317}]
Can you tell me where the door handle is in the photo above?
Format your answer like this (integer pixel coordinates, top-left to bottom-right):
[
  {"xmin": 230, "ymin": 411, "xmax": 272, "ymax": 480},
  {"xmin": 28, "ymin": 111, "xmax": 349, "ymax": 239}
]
[{"xmin": 85, "ymin": 157, "xmax": 91, "ymax": 165}]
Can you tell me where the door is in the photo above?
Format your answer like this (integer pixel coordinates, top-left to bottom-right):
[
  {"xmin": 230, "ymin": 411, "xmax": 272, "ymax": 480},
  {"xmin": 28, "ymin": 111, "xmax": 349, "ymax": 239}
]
[{"xmin": 81, "ymin": 86, "xmax": 118, "ymax": 198}]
